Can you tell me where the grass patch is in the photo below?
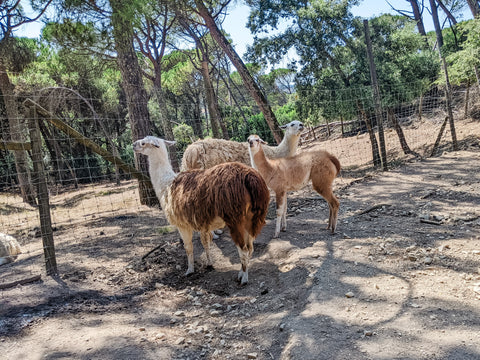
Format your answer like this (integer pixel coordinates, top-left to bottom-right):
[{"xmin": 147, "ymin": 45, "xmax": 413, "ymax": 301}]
[{"xmin": 156, "ymin": 225, "xmax": 177, "ymax": 235}]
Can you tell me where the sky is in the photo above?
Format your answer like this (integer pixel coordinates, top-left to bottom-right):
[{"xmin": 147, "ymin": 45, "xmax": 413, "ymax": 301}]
[
  {"xmin": 17, "ymin": 0, "xmax": 471, "ymax": 60},
  {"xmin": 222, "ymin": 0, "xmax": 405, "ymax": 58}
]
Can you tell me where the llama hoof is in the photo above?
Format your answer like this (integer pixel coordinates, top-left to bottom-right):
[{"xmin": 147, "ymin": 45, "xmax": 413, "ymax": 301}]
[
  {"xmin": 273, "ymin": 233, "xmax": 280, "ymax": 239},
  {"xmin": 237, "ymin": 271, "xmax": 248, "ymax": 285},
  {"xmin": 214, "ymin": 229, "xmax": 223, "ymax": 235},
  {"xmin": 185, "ymin": 268, "xmax": 194, "ymax": 276}
]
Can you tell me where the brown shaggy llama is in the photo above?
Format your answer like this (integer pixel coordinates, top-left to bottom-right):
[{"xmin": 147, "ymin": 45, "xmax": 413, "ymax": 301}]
[
  {"xmin": 248, "ymin": 134, "xmax": 340, "ymax": 238},
  {"xmin": 133, "ymin": 136, "xmax": 270, "ymax": 285}
]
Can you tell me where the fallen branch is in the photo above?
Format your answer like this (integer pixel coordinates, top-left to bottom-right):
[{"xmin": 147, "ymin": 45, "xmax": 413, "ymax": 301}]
[
  {"xmin": 142, "ymin": 244, "xmax": 164, "ymax": 260},
  {"xmin": 0, "ymin": 274, "xmax": 42, "ymax": 290},
  {"xmin": 358, "ymin": 204, "xmax": 392, "ymax": 215},
  {"xmin": 454, "ymin": 215, "xmax": 480, "ymax": 222},
  {"xmin": 0, "ymin": 140, "xmax": 32, "ymax": 151},
  {"xmin": 430, "ymin": 116, "xmax": 449, "ymax": 157},
  {"xmin": 420, "ymin": 219, "xmax": 443, "ymax": 225}
]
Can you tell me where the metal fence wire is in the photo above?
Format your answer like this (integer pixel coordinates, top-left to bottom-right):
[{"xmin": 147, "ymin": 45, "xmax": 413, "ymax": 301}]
[{"xmin": 0, "ymin": 83, "xmax": 479, "ymax": 280}]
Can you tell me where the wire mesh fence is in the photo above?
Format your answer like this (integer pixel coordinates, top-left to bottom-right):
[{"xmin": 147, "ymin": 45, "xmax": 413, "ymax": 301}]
[{"xmin": 1, "ymin": 82, "xmax": 479, "ymax": 283}]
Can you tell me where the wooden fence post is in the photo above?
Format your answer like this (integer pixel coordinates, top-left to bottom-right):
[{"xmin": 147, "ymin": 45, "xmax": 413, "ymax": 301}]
[
  {"xmin": 28, "ymin": 106, "xmax": 58, "ymax": 276},
  {"xmin": 364, "ymin": 19, "xmax": 388, "ymax": 171}
]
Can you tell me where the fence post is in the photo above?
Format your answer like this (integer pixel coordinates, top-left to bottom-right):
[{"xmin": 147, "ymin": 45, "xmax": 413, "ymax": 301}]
[
  {"xmin": 27, "ymin": 105, "xmax": 58, "ymax": 276},
  {"xmin": 440, "ymin": 56, "xmax": 458, "ymax": 150},
  {"xmin": 364, "ymin": 19, "xmax": 388, "ymax": 171}
]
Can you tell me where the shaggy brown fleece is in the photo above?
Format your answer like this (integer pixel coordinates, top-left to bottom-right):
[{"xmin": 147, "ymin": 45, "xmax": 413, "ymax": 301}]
[{"xmin": 169, "ymin": 162, "xmax": 269, "ymax": 239}]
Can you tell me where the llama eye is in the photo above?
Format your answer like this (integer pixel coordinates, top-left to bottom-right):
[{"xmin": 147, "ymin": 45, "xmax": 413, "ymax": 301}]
[{"xmin": 141, "ymin": 142, "xmax": 145, "ymax": 146}]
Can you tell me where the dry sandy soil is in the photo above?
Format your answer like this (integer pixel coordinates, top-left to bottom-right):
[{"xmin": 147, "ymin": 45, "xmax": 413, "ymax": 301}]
[{"xmin": 1, "ymin": 118, "xmax": 480, "ymax": 360}]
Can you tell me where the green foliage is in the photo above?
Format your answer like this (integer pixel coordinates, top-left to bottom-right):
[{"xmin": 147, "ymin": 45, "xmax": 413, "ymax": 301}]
[
  {"xmin": 444, "ymin": 19, "xmax": 480, "ymax": 85},
  {"xmin": 0, "ymin": 151, "xmax": 16, "ymax": 191},
  {"xmin": 173, "ymin": 123, "xmax": 195, "ymax": 152},
  {"xmin": 274, "ymin": 102, "xmax": 297, "ymax": 124},
  {"xmin": 0, "ymin": 37, "xmax": 37, "ymax": 72},
  {"xmin": 297, "ymin": 13, "xmax": 438, "ymax": 123},
  {"xmin": 247, "ymin": 113, "xmax": 276, "ymax": 144},
  {"xmin": 3, "ymin": 0, "xmax": 474, "ymax": 189},
  {"xmin": 43, "ymin": 20, "xmax": 100, "ymax": 47},
  {"xmin": 162, "ymin": 51, "xmax": 194, "ymax": 95}
]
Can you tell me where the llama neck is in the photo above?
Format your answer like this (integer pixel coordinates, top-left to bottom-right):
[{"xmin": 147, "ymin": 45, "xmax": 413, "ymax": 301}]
[
  {"xmin": 278, "ymin": 134, "xmax": 300, "ymax": 155},
  {"xmin": 250, "ymin": 146, "xmax": 274, "ymax": 176},
  {"xmin": 148, "ymin": 151, "xmax": 177, "ymax": 200}
]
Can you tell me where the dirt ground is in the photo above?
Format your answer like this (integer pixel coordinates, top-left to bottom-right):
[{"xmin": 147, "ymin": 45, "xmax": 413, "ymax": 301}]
[{"xmin": 1, "ymin": 118, "xmax": 480, "ymax": 360}]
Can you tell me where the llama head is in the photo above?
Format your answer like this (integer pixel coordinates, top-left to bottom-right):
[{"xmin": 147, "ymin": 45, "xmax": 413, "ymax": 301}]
[
  {"xmin": 280, "ymin": 120, "xmax": 304, "ymax": 137},
  {"xmin": 133, "ymin": 136, "xmax": 176, "ymax": 157},
  {"xmin": 247, "ymin": 135, "xmax": 267, "ymax": 152}
]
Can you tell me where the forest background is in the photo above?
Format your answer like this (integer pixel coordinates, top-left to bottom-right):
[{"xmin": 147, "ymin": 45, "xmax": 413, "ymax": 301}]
[{"xmin": 1, "ymin": 0, "xmax": 480, "ymax": 207}]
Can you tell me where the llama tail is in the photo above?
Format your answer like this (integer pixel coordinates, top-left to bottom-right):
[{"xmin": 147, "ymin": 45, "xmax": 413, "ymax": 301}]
[
  {"xmin": 244, "ymin": 171, "xmax": 270, "ymax": 237},
  {"xmin": 329, "ymin": 154, "xmax": 341, "ymax": 176}
]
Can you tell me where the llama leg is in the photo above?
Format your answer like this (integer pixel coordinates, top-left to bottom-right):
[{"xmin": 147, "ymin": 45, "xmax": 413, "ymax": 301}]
[
  {"xmin": 200, "ymin": 231, "xmax": 214, "ymax": 268},
  {"xmin": 236, "ymin": 239, "xmax": 253, "ymax": 285},
  {"xmin": 281, "ymin": 196, "xmax": 288, "ymax": 232},
  {"xmin": 275, "ymin": 192, "xmax": 287, "ymax": 238},
  {"xmin": 177, "ymin": 227, "xmax": 195, "ymax": 275},
  {"xmin": 329, "ymin": 194, "xmax": 340, "ymax": 233},
  {"xmin": 321, "ymin": 191, "xmax": 339, "ymax": 233},
  {"xmin": 324, "ymin": 190, "xmax": 339, "ymax": 233},
  {"xmin": 230, "ymin": 225, "xmax": 254, "ymax": 285},
  {"xmin": 313, "ymin": 184, "xmax": 339, "ymax": 233}
]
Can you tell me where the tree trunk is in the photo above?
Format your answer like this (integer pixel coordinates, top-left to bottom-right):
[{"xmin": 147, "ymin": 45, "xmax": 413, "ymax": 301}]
[
  {"xmin": 0, "ymin": 63, "xmax": 36, "ymax": 206},
  {"xmin": 109, "ymin": 0, "xmax": 158, "ymax": 206},
  {"xmin": 409, "ymin": 0, "xmax": 429, "ymax": 46},
  {"xmin": 218, "ymin": 71, "xmax": 250, "ymax": 133},
  {"xmin": 153, "ymin": 90, "xmax": 180, "ymax": 172},
  {"xmin": 38, "ymin": 120, "xmax": 78, "ymax": 187},
  {"xmin": 388, "ymin": 108, "xmax": 419, "ymax": 157},
  {"xmin": 179, "ymin": 15, "xmax": 228, "ymax": 139},
  {"xmin": 194, "ymin": 0, "xmax": 283, "ymax": 144},
  {"xmin": 466, "ymin": 0, "xmax": 480, "ymax": 17},
  {"xmin": 429, "ymin": 0, "xmax": 443, "ymax": 49},
  {"xmin": 428, "ymin": 0, "xmax": 457, "ymax": 151},
  {"xmin": 441, "ymin": 56, "xmax": 458, "ymax": 150},
  {"xmin": 357, "ymin": 102, "xmax": 382, "ymax": 168},
  {"xmin": 464, "ymin": 79, "xmax": 470, "ymax": 119},
  {"xmin": 364, "ymin": 20, "xmax": 388, "ymax": 171},
  {"xmin": 200, "ymin": 57, "xmax": 223, "ymax": 139},
  {"xmin": 193, "ymin": 95, "xmax": 203, "ymax": 138},
  {"xmin": 435, "ymin": 0, "xmax": 457, "ymax": 25},
  {"xmin": 474, "ymin": 65, "xmax": 480, "ymax": 92},
  {"xmin": 430, "ymin": 116, "xmax": 449, "ymax": 156}
]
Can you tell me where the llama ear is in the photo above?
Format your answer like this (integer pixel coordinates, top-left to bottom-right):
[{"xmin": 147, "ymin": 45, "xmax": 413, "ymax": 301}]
[
  {"xmin": 164, "ymin": 140, "xmax": 176, "ymax": 147},
  {"xmin": 260, "ymin": 138, "xmax": 268, "ymax": 145},
  {"xmin": 280, "ymin": 124, "xmax": 287, "ymax": 130}
]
